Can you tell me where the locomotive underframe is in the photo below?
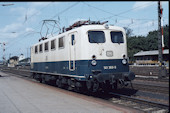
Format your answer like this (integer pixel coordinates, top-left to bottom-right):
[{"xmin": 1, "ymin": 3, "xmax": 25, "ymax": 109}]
[{"xmin": 31, "ymin": 70, "xmax": 135, "ymax": 92}]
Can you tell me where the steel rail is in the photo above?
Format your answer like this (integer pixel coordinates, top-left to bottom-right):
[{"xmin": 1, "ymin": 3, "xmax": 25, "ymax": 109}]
[
  {"xmin": 109, "ymin": 92, "xmax": 169, "ymax": 109},
  {"xmin": 130, "ymin": 82, "xmax": 169, "ymax": 94}
]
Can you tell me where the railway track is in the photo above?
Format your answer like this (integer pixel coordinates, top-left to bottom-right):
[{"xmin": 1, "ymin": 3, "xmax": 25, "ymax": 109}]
[
  {"xmin": 130, "ymin": 81, "xmax": 169, "ymax": 95},
  {"xmin": 0, "ymin": 67, "xmax": 169, "ymax": 113},
  {"xmin": 107, "ymin": 92, "xmax": 169, "ymax": 113},
  {"xmin": 135, "ymin": 76, "xmax": 169, "ymax": 83},
  {"xmin": 2, "ymin": 67, "xmax": 169, "ymax": 94}
]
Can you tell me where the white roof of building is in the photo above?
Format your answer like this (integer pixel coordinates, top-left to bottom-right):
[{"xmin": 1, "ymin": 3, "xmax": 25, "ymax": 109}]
[{"xmin": 134, "ymin": 49, "xmax": 169, "ymax": 56}]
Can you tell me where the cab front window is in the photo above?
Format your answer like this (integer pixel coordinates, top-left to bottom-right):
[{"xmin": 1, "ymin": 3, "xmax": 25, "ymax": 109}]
[
  {"xmin": 88, "ymin": 31, "xmax": 105, "ymax": 43},
  {"xmin": 110, "ymin": 31, "xmax": 124, "ymax": 43}
]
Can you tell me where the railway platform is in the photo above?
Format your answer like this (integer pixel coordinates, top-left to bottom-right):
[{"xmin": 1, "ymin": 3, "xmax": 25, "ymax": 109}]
[{"xmin": 0, "ymin": 71, "xmax": 140, "ymax": 113}]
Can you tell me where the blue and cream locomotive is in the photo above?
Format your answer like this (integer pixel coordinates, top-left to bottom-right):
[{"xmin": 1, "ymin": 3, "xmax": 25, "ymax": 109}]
[{"xmin": 31, "ymin": 20, "xmax": 135, "ymax": 92}]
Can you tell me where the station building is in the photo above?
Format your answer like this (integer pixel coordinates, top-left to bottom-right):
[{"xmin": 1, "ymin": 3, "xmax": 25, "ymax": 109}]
[{"xmin": 133, "ymin": 49, "xmax": 169, "ymax": 67}]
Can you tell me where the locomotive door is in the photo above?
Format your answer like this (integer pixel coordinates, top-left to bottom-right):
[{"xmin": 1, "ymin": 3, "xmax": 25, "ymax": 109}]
[{"xmin": 69, "ymin": 32, "xmax": 77, "ymax": 71}]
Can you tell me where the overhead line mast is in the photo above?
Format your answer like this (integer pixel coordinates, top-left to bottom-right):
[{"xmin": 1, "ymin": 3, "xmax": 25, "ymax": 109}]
[
  {"xmin": 160, "ymin": 2, "xmax": 165, "ymax": 52},
  {"xmin": 157, "ymin": 1, "xmax": 166, "ymax": 78}
]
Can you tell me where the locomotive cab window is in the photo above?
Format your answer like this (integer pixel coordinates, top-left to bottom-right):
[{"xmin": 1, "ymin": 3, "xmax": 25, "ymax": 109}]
[
  {"xmin": 110, "ymin": 31, "xmax": 124, "ymax": 43},
  {"xmin": 39, "ymin": 44, "xmax": 43, "ymax": 53},
  {"xmin": 51, "ymin": 39, "xmax": 56, "ymax": 50},
  {"xmin": 59, "ymin": 37, "xmax": 64, "ymax": 48},
  {"xmin": 44, "ymin": 42, "xmax": 49, "ymax": 51},
  {"xmin": 88, "ymin": 31, "xmax": 105, "ymax": 43},
  {"xmin": 35, "ymin": 45, "xmax": 38, "ymax": 54}
]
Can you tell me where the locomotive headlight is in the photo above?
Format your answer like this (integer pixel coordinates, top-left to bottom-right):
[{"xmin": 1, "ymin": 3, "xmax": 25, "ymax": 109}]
[
  {"xmin": 122, "ymin": 59, "xmax": 127, "ymax": 65},
  {"xmin": 91, "ymin": 60, "xmax": 97, "ymax": 66}
]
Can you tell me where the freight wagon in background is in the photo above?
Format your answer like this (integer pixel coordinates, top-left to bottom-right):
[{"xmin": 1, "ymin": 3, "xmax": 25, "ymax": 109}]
[{"xmin": 30, "ymin": 20, "xmax": 135, "ymax": 92}]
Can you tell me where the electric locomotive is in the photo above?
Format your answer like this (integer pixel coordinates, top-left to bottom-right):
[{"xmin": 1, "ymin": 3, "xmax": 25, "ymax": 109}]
[{"xmin": 30, "ymin": 20, "xmax": 135, "ymax": 92}]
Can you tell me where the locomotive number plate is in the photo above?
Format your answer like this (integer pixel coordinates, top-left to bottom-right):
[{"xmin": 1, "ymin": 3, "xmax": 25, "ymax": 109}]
[{"xmin": 103, "ymin": 66, "xmax": 116, "ymax": 69}]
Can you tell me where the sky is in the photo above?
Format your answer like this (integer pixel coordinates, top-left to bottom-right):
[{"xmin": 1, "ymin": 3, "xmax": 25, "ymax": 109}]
[{"xmin": 0, "ymin": 1, "xmax": 169, "ymax": 61}]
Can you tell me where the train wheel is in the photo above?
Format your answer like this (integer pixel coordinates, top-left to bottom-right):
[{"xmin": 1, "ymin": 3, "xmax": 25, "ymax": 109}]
[
  {"xmin": 75, "ymin": 85, "xmax": 80, "ymax": 92},
  {"xmin": 41, "ymin": 74, "xmax": 47, "ymax": 84},
  {"xmin": 35, "ymin": 74, "xmax": 42, "ymax": 83},
  {"xmin": 38, "ymin": 74, "xmax": 42, "ymax": 83},
  {"xmin": 56, "ymin": 78, "xmax": 63, "ymax": 88},
  {"xmin": 86, "ymin": 80, "xmax": 93, "ymax": 92},
  {"xmin": 67, "ymin": 79, "xmax": 75, "ymax": 90},
  {"xmin": 112, "ymin": 81, "xmax": 118, "ymax": 90},
  {"xmin": 42, "ymin": 77, "xmax": 46, "ymax": 84},
  {"xmin": 102, "ymin": 81, "xmax": 112, "ymax": 93},
  {"xmin": 31, "ymin": 73, "xmax": 35, "ymax": 79},
  {"xmin": 92, "ymin": 80, "xmax": 99, "ymax": 92},
  {"xmin": 75, "ymin": 81, "xmax": 83, "ymax": 92},
  {"xmin": 39, "ymin": 79, "xmax": 42, "ymax": 83}
]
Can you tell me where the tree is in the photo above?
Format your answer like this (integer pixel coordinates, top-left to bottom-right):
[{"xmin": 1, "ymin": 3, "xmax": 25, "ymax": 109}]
[
  {"xmin": 163, "ymin": 25, "xmax": 169, "ymax": 49},
  {"xmin": 127, "ymin": 36, "xmax": 146, "ymax": 61},
  {"xmin": 146, "ymin": 30, "xmax": 158, "ymax": 50},
  {"xmin": 123, "ymin": 27, "xmax": 133, "ymax": 38}
]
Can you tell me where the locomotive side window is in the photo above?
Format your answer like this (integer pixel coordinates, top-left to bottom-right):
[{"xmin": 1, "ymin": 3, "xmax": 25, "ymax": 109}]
[
  {"xmin": 45, "ymin": 42, "xmax": 49, "ymax": 51},
  {"xmin": 59, "ymin": 37, "xmax": 64, "ymax": 48},
  {"xmin": 110, "ymin": 31, "xmax": 124, "ymax": 43},
  {"xmin": 88, "ymin": 31, "xmax": 105, "ymax": 43},
  {"xmin": 51, "ymin": 39, "xmax": 56, "ymax": 50},
  {"xmin": 71, "ymin": 34, "xmax": 75, "ymax": 45},
  {"xmin": 35, "ymin": 45, "xmax": 38, "ymax": 54},
  {"xmin": 39, "ymin": 44, "xmax": 43, "ymax": 53}
]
